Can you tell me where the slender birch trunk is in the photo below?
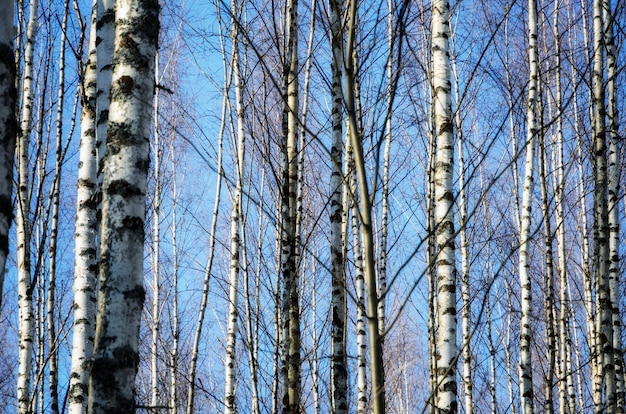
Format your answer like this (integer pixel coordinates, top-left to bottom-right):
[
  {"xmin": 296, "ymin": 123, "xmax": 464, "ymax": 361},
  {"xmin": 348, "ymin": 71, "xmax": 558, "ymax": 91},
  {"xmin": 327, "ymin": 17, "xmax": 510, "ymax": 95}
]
[
  {"xmin": 427, "ymin": 104, "xmax": 437, "ymax": 414},
  {"xmin": 185, "ymin": 5, "xmax": 228, "ymax": 410},
  {"xmin": 244, "ymin": 171, "xmax": 263, "ymax": 414},
  {"xmin": 329, "ymin": 0, "xmax": 347, "ymax": 410},
  {"xmin": 519, "ymin": 0, "xmax": 539, "ymax": 410},
  {"xmin": 169, "ymin": 143, "xmax": 180, "ymax": 414},
  {"xmin": 48, "ymin": 2, "xmax": 71, "ymax": 412},
  {"xmin": 539, "ymin": 129, "xmax": 556, "ymax": 414},
  {"xmin": 87, "ymin": 0, "xmax": 158, "ymax": 410},
  {"xmin": 567, "ymin": 1, "xmax": 595, "ymax": 408},
  {"xmin": 431, "ymin": 0, "xmax": 456, "ymax": 411},
  {"xmin": 346, "ymin": 135, "xmax": 368, "ymax": 413},
  {"xmin": 0, "ymin": 0, "xmax": 17, "ymax": 309},
  {"xmin": 604, "ymin": 1, "xmax": 623, "ymax": 409},
  {"xmin": 451, "ymin": 36, "xmax": 472, "ymax": 414},
  {"xmin": 344, "ymin": 1, "xmax": 385, "ymax": 411},
  {"xmin": 592, "ymin": 0, "xmax": 614, "ymax": 409},
  {"xmin": 554, "ymin": 3, "xmax": 576, "ymax": 412},
  {"xmin": 224, "ymin": 0, "xmax": 246, "ymax": 407},
  {"xmin": 150, "ymin": 52, "xmax": 162, "ymax": 410},
  {"xmin": 17, "ymin": 0, "xmax": 39, "ymax": 410},
  {"xmin": 378, "ymin": 0, "xmax": 393, "ymax": 341}
]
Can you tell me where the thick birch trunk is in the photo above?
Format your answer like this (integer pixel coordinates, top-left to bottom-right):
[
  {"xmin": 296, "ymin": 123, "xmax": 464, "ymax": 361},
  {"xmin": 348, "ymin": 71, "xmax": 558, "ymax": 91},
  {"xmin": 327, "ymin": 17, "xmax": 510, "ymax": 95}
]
[
  {"xmin": 70, "ymin": 8, "xmax": 99, "ymax": 414},
  {"xmin": 604, "ymin": 1, "xmax": 623, "ymax": 409},
  {"xmin": 87, "ymin": 0, "xmax": 158, "ymax": 410},
  {"xmin": 0, "ymin": 0, "xmax": 17, "ymax": 309},
  {"xmin": 329, "ymin": 0, "xmax": 347, "ymax": 411},
  {"xmin": 431, "ymin": 0, "xmax": 456, "ymax": 411},
  {"xmin": 280, "ymin": 0, "xmax": 301, "ymax": 409},
  {"xmin": 592, "ymin": 0, "xmax": 615, "ymax": 410},
  {"xmin": 96, "ymin": 0, "xmax": 115, "ymax": 178},
  {"xmin": 17, "ymin": 0, "xmax": 39, "ymax": 411}
]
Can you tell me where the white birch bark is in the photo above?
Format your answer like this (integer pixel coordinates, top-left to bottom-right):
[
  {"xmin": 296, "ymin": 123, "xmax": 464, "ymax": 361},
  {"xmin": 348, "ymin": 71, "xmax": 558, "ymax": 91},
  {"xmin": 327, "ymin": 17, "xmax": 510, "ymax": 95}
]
[
  {"xmin": 87, "ymin": 0, "xmax": 158, "ymax": 410},
  {"xmin": 16, "ymin": 0, "xmax": 39, "ymax": 410},
  {"xmin": 431, "ymin": 0, "xmax": 456, "ymax": 411},
  {"xmin": 554, "ymin": 3, "xmax": 576, "ymax": 412},
  {"xmin": 451, "ymin": 36, "xmax": 472, "ymax": 414},
  {"xmin": 224, "ymin": 0, "xmax": 245, "ymax": 406},
  {"xmin": 592, "ymin": 0, "xmax": 615, "ymax": 410},
  {"xmin": 378, "ymin": 0, "xmax": 393, "ymax": 341},
  {"xmin": 539, "ymin": 131, "xmax": 556, "ymax": 414},
  {"xmin": 245, "ymin": 171, "xmax": 263, "ymax": 414},
  {"xmin": 604, "ymin": 1, "xmax": 623, "ymax": 408},
  {"xmin": 150, "ymin": 53, "xmax": 162, "ymax": 410},
  {"xmin": 185, "ymin": 6, "xmax": 227, "ymax": 410},
  {"xmin": 96, "ymin": 0, "xmax": 115, "ymax": 179},
  {"xmin": 48, "ymin": 2, "xmax": 71, "ymax": 411},
  {"xmin": 329, "ymin": 0, "xmax": 347, "ymax": 410},
  {"xmin": 346, "ymin": 135, "xmax": 368, "ymax": 414},
  {"xmin": 519, "ymin": 0, "xmax": 539, "ymax": 410},
  {"xmin": 169, "ymin": 144, "xmax": 180, "ymax": 414},
  {"xmin": 0, "ymin": 0, "xmax": 17, "ymax": 309},
  {"xmin": 280, "ymin": 0, "xmax": 301, "ymax": 409}
]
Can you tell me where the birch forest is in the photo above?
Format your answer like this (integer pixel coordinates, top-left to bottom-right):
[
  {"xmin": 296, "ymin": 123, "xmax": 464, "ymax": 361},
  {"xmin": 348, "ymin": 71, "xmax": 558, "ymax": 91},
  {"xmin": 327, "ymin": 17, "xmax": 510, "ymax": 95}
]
[{"xmin": 0, "ymin": 0, "xmax": 625, "ymax": 411}]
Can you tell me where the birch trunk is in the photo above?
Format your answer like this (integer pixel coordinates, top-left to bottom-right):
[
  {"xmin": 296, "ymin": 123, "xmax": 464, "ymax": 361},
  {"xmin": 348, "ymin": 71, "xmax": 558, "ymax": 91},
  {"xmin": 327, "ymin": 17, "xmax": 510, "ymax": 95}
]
[
  {"xmin": 346, "ymin": 136, "xmax": 368, "ymax": 413},
  {"xmin": 431, "ymin": 0, "xmax": 456, "ymax": 411},
  {"xmin": 48, "ymin": 2, "xmax": 71, "ymax": 411},
  {"xmin": 0, "ymin": 0, "xmax": 17, "ymax": 309},
  {"xmin": 519, "ymin": 0, "xmax": 539, "ymax": 410},
  {"xmin": 169, "ymin": 145, "xmax": 180, "ymax": 414},
  {"xmin": 87, "ymin": 0, "xmax": 158, "ymax": 410},
  {"xmin": 185, "ymin": 7, "xmax": 227, "ymax": 409},
  {"xmin": 592, "ymin": 0, "xmax": 615, "ymax": 409},
  {"xmin": 555, "ymin": 3, "xmax": 576, "ymax": 412},
  {"xmin": 17, "ymin": 0, "xmax": 39, "ymax": 410},
  {"xmin": 280, "ymin": 0, "xmax": 301, "ymax": 409},
  {"xmin": 452, "ymin": 37, "xmax": 472, "ymax": 414},
  {"xmin": 344, "ymin": 0, "xmax": 385, "ymax": 410},
  {"xmin": 96, "ymin": 0, "xmax": 115, "ymax": 178},
  {"xmin": 224, "ymin": 0, "xmax": 246, "ymax": 406},
  {"xmin": 604, "ymin": 1, "xmax": 623, "ymax": 409},
  {"xmin": 539, "ymin": 130, "xmax": 556, "ymax": 414},
  {"xmin": 150, "ymin": 52, "xmax": 162, "ymax": 410},
  {"xmin": 329, "ymin": 0, "xmax": 347, "ymax": 411}
]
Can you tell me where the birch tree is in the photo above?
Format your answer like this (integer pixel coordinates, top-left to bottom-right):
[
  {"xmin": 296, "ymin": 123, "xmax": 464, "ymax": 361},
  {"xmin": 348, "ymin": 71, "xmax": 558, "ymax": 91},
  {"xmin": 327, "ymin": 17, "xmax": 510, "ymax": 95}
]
[
  {"xmin": 604, "ymin": 0, "xmax": 623, "ymax": 407},
  {"xmin": 329, "ymin": 0, "xmax": 347, "ymax": 411},
  {"xmin": 224, "ymin": 0, "xmax": 246, "ymax": 408},
  {"xmin": 591, "ymin": 0, "xmax": 615, "ymax": 409},
  {"xmin": 87, "ymin": 0, "xmax": 159, "ymax": 410},
  {"xmin": 431, "ymin": 0, "xmax": 457, "ymax": 411},
  {"xmin": 280, "ymin": 0, "xmax": 302, "ymax": 409},
  {"xmin": 518, "ymin": 0, "xmax": 539, "ymax": 410},
  {"xmin": 69, "ymin": 4, "xmax": 99, "ymax": 413},
  {"xmin": 16, "ymin": 0, "xmax": 39, "ymax": 411},
  {"xmin": 0, "ymin": 0, "xmax": 16, "ymax": 307},
  {"xmin": 344, "ymin": 0, "xmax": 385, "ymax": 411}
]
